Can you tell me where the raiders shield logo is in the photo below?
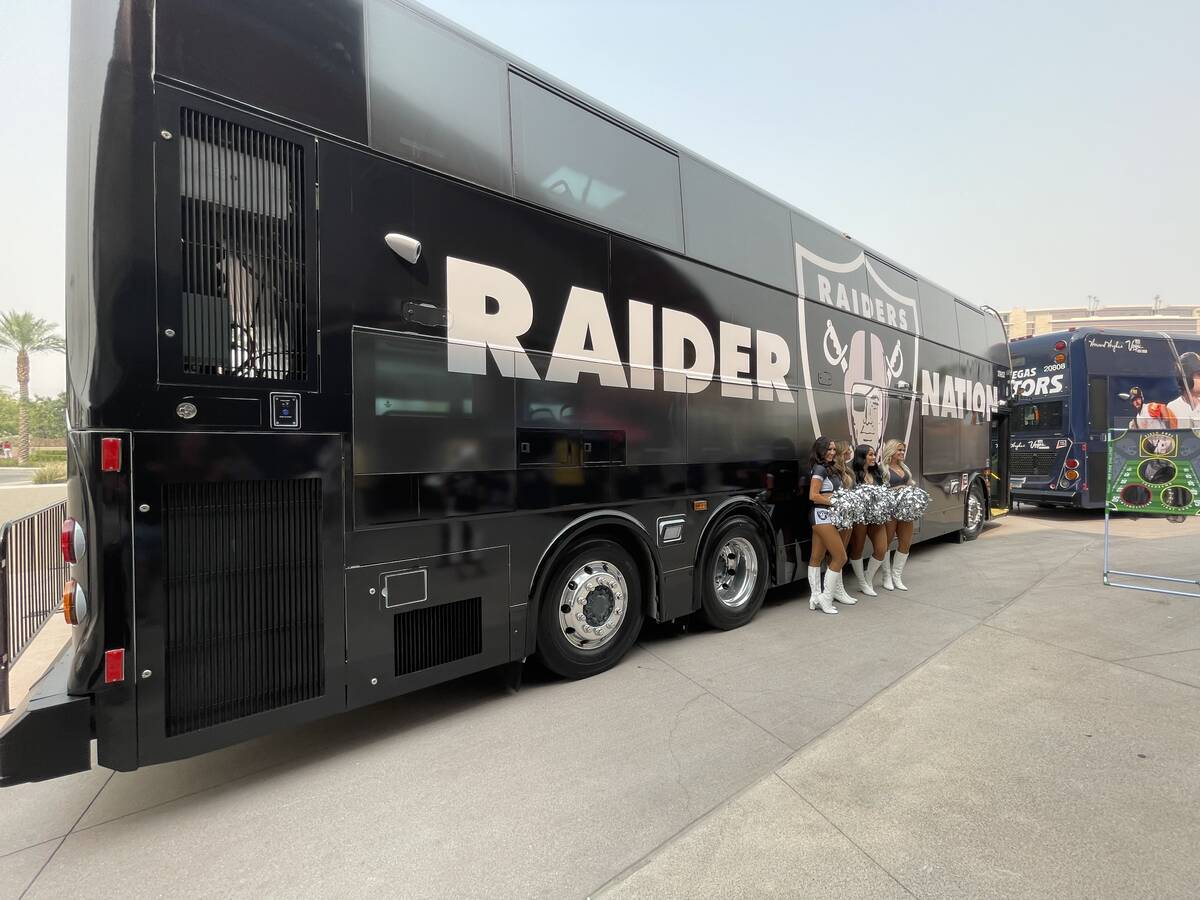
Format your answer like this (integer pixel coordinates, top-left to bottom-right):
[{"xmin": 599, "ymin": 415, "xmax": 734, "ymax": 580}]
[{"xmin": 795, "ymin": 242, "xmax": 920, "ymax": 453}]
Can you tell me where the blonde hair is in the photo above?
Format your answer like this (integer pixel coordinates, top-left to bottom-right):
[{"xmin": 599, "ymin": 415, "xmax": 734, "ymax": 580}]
[
  {"xmin": 881, "ymin": 439, "xmax": 911, "ymax": 480},
  {"xmin": 831, "ymin": 442, "xmax": 855, "ymax": 487}
]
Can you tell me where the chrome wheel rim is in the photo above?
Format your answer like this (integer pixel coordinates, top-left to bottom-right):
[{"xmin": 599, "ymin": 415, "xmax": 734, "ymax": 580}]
[
  {"xmin": 967, "ymin": 492, "xmax": 983, "ymax": 532},
  {"xmin": 558, "ymin": 560, "xmax": 628, "ymax": 650},
  {"xmin": 712, "ymin": 537, "xmax": 759, "ymax": 609}
]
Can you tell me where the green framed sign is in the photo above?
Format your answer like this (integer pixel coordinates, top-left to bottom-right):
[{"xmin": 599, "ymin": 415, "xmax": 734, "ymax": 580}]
[{"xmin": 1107, "ymin": 428, "xmax": 1200, "ymax": 516}]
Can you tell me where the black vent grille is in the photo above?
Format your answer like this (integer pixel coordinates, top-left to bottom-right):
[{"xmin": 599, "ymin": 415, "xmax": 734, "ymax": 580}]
[
  {"xmin": 1010, "ymin": 449, "xmax": 1058, "ymax": 477},
  {"xmin": 163, "ymin": 479, "xmax": 323, "ymax": 736},
  {"xmin": 394, "ymin": 597, "xmax": 482, "ymax": 677},
  {"xmin": 178, "ymin": 108, "xmax": 308, "ymax": 382}
]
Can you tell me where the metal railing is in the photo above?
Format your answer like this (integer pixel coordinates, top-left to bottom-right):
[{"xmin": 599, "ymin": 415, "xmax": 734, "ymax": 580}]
[{"xmin": 0, "ymin": 500, "xmax": 69, "ymax": 714}]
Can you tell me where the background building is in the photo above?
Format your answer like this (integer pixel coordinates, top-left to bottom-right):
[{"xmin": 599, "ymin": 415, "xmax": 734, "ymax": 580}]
[{"xmin": 1002, "ymin": 300, "xmax": 1200, "ymax": 338}]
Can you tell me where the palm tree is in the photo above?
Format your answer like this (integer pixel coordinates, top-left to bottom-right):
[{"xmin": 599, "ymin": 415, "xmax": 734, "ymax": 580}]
[{"xmin": 0, "ymin": 313, "xmax": 65, "ymax": 464}]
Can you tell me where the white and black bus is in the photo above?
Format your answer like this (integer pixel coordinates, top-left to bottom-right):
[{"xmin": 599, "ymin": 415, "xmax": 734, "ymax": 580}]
[{"xmin": 0, "ymin": 0, "xmax": 1009, "ymax": 784}]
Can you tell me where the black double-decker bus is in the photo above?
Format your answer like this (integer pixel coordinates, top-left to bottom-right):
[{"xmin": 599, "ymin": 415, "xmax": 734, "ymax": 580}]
[{"xmin": 0, "ymin": 0, "xmax": 1009, "ymax": 785}]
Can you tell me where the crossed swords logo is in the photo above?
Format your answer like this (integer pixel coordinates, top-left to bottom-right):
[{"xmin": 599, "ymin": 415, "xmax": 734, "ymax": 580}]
[{"xmin": 822, "ymin": 319, "xmax": 906, "ymax": 382}]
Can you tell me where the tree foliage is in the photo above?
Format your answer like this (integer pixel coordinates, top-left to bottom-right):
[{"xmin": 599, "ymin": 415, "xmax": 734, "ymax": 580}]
[{"xmin": 0, "ymin": 392, "xmax": 66, "ymax": 441}]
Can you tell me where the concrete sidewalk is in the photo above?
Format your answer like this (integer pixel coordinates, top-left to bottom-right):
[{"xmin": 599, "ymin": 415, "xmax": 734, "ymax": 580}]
[
  {"xmin": 0, "ymin": 508, "xmax": 1197, "ymax": 898},
  {"xmin": 598, "ymin": 512, "xmax": 1200, "ymax": 899}
]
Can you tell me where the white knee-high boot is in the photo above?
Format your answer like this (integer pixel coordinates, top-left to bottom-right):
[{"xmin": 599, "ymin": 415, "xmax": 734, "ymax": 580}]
[
  {"xmin": 818, "ymin": 570, "xmax": 842, "ymax": 614},
  {"xmin": 807, "ymin": 566, "xmax": 823, "ymax": 610},
  {"xmin": 881, "ymin": 551, "xmax": 895, "ymax": 591},
  {"xmin": 830, "ymin": 568, "xmax": 857, "ymax": 604},
  {"xmin": 892, "ymin": 551, "xmax": 910, "ymax": 591},
  {"xmin": 850, "ymin": 558, "xmax": 875, "ymax": 596},
  {"xmin": 865, "ymin": 557, "xmax": 883, "ymax": 594}
]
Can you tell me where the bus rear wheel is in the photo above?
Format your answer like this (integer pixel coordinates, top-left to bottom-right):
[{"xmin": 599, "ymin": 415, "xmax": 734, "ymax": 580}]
[
  {"xmin": 700, "ymin": 518, "xmax": 769, "ymax": 630},
  {"xmin": 961, "ymin": 482, "xmax": 986, "ymax": 541},
  {"xmin": 536, "ymin": 538, "xmax": 644, "ymax": 679}
]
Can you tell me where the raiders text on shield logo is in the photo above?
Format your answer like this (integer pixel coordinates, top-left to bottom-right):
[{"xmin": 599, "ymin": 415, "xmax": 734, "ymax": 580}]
[{"xmin": 795, "ymin": 243, "xmax": 920, "ymax": 453}]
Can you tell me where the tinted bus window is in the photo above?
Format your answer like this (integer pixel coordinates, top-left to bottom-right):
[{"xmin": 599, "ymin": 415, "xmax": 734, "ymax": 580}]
[
  {"xmin": 955, "ymin": 302, "xmax": 987, "ymax": 351},
  {"xmin": 916, "ymin": 282, "xmax": 959, "ymax": 348},
  {"xmin": 367, "ymin": 0, "xmax": 512, "ymax": 193},
  {"xmin": 1013, "ymin": 400, "xmax": 1065, "ymax": 432},
  {"xmin": 680, "ymin": 156, "xmax": 793, "ymax": 290},
  {"xmin": 1088, "ymin": 376, "xmax": 1109, "ymax": 430},
  {"xmin": 353, "ymin": 330, "xmax": 515, "ymax": 474},
  {"xmin": 510, "ymin": 74, "xmax": 684, "ymax": 250}
]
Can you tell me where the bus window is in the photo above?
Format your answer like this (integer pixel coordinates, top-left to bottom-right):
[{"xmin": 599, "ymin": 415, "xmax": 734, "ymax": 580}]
[
  {"xmin": 352, "ymin": 330, "xmax": 515, "ymax": 475},
  {"xmin": 1088, "ymin": 376, "xmax": 1109, "ymax": 431},
  {"xmin": 510, "ymin": 73, "xmax": 684, "ymax": 251},
  {"xmin": 1013, "ymin": 400, "xmax": 1065, "ymax": 432}
]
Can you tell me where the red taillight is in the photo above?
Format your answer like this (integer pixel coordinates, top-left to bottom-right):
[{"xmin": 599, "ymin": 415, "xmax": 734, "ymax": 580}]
[
  {"xmin": 1066, "ymin": 458, "xmax": 1079, "ymax": 470},
  {"xmin": 1054, "ymin": 340, "xmax": 1066, "ymax": 351},
  {"xmin": 60, "ymin": 518, "xmax": 85, "ymax": 564},
  {"xmin": 104, "ymin": 648, "xmax": 125, "ymax": 684},
  {"xmin": 101, "ymin": 437, "xmax": 122, "ymax": 472}
]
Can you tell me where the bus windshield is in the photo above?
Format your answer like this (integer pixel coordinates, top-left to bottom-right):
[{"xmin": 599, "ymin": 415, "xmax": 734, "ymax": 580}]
[{"xmin": 1013, "ymin": 400, "xmax": 1065, "ymax": 432}]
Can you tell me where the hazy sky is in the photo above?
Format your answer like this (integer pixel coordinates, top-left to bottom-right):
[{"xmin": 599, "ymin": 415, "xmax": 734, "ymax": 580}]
[{"xmin": 2, "ymin": 0, "xmax": 1197, "ymax": 396}]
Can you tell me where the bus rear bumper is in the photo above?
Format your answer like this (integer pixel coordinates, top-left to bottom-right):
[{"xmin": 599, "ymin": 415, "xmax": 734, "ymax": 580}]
[
  {"xmin": 1012, "ymin": 488, "xmax": 1082, "ymax": 508},
  {"xmin": 0, "ymin": 645, "xmax": 92, "ymax": 787}
]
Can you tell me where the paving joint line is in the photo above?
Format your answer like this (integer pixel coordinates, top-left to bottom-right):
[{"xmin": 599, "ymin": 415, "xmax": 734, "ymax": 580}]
[
  {"xmin": 980, "ymin": 622, "xmax": 1200, "ymax": 693},
  {"xmin": 775, "ymin": 773, "xmax": 918, "ymax": 898},
  {"xmin": 20, "ymin": 769, "xmax": 113, "ymax": 899},
  {"xmin": 1112, "ymin": 646, "xmax": 1200, "ymax": 662}
]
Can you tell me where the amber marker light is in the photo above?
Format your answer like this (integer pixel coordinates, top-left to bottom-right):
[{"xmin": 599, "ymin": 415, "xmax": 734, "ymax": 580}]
[{"xmin": 63, "ymin": 579, "xmax": 88, "ymax": 626}]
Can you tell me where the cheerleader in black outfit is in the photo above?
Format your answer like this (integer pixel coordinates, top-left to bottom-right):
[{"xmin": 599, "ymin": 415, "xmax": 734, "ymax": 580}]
[
  {"xmin": 849, "ymin": 444, "xmax": 889, "ymax": 596},
  {"xmin": 806, "ymin": 437, "xmax": 848, "ymax": 614},
  {"xmin": 882, "ymin": 439, "xmax": 914, "ymax": 591}
]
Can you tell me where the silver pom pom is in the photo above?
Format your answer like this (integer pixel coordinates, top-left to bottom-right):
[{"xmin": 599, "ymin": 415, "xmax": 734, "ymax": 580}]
[
  {"xmin": 829, "ymin": 488, "xmax": 867, "ymax": 529},
  {"xmin": 857, "ymin": 483, "xmax": 894, "ymax": 525},
  {"xmin": 892, "ymin": 485, "xmax": 932, "ymax": 522}
]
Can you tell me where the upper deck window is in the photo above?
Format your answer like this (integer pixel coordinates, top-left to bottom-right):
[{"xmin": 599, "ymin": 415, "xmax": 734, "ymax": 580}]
[
  {"xmin": 366, "ymin": 0, "xmax": 512, "ymax": 193},
  {"xmin": 955, "ymin": 301, "xmax": 988, "ymax": 353},
  {"xmin": 509, "ymin": 74, "xmax": 684, "ymax": 250},
  {"xmin": 680, "ymin": 157, "xmax": 792, "ymax": 289},
  {"xmin": 917, "ymin": 282, "xmax": 960, "ymax": 349}
]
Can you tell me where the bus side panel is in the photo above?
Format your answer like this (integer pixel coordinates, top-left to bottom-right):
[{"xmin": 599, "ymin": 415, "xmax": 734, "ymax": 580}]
[
  {"xmin": 67, "ymin": 431, "xmax": 139, "ymax": 773},
  {"xmin": 129, "ymin": 432, "xmax": 347, "ymax": 768}
]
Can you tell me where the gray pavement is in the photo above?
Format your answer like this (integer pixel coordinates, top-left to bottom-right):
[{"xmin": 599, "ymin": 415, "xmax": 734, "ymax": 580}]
[{"xmin": 2, "ymin": 508, "xmax": 1198, "ymax": 898}]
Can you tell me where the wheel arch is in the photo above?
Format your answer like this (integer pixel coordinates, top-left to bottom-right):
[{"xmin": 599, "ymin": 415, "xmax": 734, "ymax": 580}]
[
  {"xmin": 691, "ymin": 496, "xmax": 778, "ymax": 602},
  {"xmin": 527, "ymin": 511, "xmax": 662, "ymax": 652}
]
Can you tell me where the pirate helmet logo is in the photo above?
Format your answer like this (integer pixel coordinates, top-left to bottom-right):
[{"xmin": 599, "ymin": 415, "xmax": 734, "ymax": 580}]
[{"xmin": 797, "ymin": 241, "xmax": 919, "ymax": 453}]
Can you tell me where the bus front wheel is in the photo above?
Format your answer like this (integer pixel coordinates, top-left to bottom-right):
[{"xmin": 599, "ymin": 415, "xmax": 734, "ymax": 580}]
[
  {"xmin": 960, "ymin": 482, "xmax": 986, "ymax": 541},
  {"xmin": 536, "ymin": 538, "xmax": 644, "ymax": 679}
]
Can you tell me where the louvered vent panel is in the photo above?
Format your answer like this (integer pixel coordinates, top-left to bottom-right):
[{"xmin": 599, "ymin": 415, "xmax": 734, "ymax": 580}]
[
  {"xmin": 394, "ymin": 597, "xmax": 483, "ymax": 677},
  {"xmin": 163, "ymin": 479, "xmax": 324, "ymax": 736},
  {"xmin": 178, "ymin": 108, "xmax": 309, "ymax": 382},
  {"xmin": 1009, "ymin": 449, "xmax": 1058, "ymax": 477}
]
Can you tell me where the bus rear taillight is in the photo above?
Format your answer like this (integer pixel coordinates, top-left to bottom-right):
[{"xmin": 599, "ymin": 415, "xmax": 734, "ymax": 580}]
[
  {"xmin": 1055, "ymin": 340, "xmax": 1066, "ymax": 351},
  {"xmin": 100, "ymin": 437, "xmax": 122, "ymax": 472},
  {"xmin": 60, "ymin": 518, "xmax": 85, "ymax": 564},
  {"xmin": 1064, "ymin": 469, "xmax": 1079, "ymax": 481},
  {"xmin": 63, "ymin": 580, "xmax": 88, "ymax": 626},
  {"xmin": 1065, "ymin": 458, "xmax": 1079, "ymax": 470}
]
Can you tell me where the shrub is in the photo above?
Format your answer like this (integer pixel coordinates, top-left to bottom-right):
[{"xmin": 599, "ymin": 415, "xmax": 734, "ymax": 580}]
[{"xmin": 32, "ymin": 463, "xmax": 67, "ymax": 484}]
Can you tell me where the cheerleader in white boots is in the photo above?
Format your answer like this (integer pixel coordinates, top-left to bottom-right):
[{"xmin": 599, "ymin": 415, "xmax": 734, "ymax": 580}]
[
  {"xmin": 806, "ymin": 437, "xmax": 848, "ymax": 614},
  {"xmin": 882, "ymin": 439, "xmax": 914, "ymax": 591},
  {"xmin": 850, "ymin": 445, "xmax": 889, "ymax": 594}
]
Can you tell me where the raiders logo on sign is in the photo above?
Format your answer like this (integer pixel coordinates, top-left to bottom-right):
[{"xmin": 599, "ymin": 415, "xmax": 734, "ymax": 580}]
[{"xmin": 795, "ymin": 242, "xmax": 920, "ymax": 453}]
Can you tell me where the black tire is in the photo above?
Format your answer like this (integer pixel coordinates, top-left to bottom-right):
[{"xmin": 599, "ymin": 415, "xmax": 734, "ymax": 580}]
[
  {"xmin": 536, "ymin": 538, "xmax": 644, "ymax": 679},
  {"xmin": 699, "ymin": 517, "xmax": 769, "ymax": 630},
  {"xmin": 960, "ymin": 482, "xmax": 986, "ymax": 541}
]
